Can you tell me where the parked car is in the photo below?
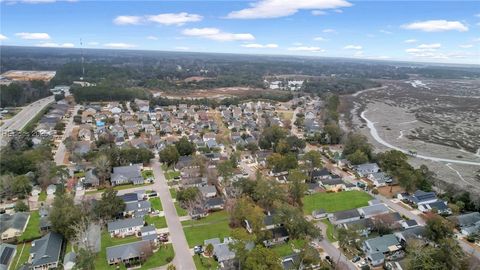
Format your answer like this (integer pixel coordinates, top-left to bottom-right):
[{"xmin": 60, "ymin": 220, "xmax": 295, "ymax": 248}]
[
  {"xmin": 194, "ymin": 245, "xmax": 203, "ymax": 254},
  {"xmin": 352, "ymin": 256, "xmax": 361, "ymax": 263},
  {"xmin": 148, "ymin": 192, "xmax": 158, "ymax": 198}
]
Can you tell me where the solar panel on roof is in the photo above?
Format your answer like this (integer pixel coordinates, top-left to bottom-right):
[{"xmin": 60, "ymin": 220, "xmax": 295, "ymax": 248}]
[{"xmin": 0, "ymin": 246, "xmax": 14, "ymax": 265}]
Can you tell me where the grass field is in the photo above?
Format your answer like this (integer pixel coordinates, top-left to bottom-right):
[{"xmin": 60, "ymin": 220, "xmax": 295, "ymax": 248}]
[
  {"xmin": 182, "ymin": 211, "xmax": 231, "ymax": 248},
  {"xmin": 12, "ymin": 243, "xmax": 31, "ymax": 269},
  {"xmin": 145, "ymin": 215, "xmax": 167, "ymax": 229},
  {"xmin": 139, "ymin": 244, "xmax": 174, "ymax": 270},
  {"xmin": 94, "ymin": 231, "xmax": 138, "ymax": 270},
  {"xmin": 18, "ymin": 211, "xmax": 41, "ymax": 242},
  {"xmin": 322, "ymin": 220, "xmax": 337, "ymax": 242},
  {"xmin": 38, "ymin": 191, "xmax": 47, "ymax": 202},
  {"xmin": 193, "ymin": 255, "xmax": 219, "ymax": 270},
  {"xmin": 142, "ymin": 170, "xmax": 154, "ymax": 179},
  {"xmin": 271, "ymin": 239, "xmax": 305, "ymax": 257},
  {"xmin": 303, "ymin": 191, "xmax": 372, "ymax": 214},
  {"xmin": 170, "ymin": 188, "xmax": 177, "ymax": 199},
  {"xmin": 165, "ymin": 170, "xmax": 180, "ymax": 181},
  {"xmin": 150, "ymin": 198, "xmax": 163, "ymax": 211},
  {"xmin": 175, "ymin": 202, "xmax": 188, "ymax": 216}
]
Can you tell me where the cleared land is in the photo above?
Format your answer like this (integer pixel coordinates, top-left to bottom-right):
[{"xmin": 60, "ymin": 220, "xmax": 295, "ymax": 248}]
[{"xmin": 303, "ymin": 191, "xmax": 372, "ymax": 214}]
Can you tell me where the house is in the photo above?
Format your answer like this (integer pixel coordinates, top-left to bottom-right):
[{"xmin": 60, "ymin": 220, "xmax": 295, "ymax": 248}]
[
  {"xmin": 0, "ymin": 212, "xmax": 30, "ymax": 241},
  {"xmin": 78, "ymin": 126, "xmax": 92, "ymax": 141},
  {"xmin": 342, "ymin": 218, "xmax": 375, "ymax": 237},
  {"xmin": 46, "ymin": 184, "xmax": 57, "ymax": 195},
  {"xmin": 401, "ymin": 220, "xmax": 419, "ymax": 229},
  {"xmin": 63, "ymin": 252, "xmax": 76, "ymax": 270},
  {"xmin": 199, "ymin": 185, "xmax": 217, "ymax": 198},
  {"xmin": 281, "ymin": 253, "xmax": 302, "ymax": 270},
  {"xmin": 107, "ymin": 218, "xmax": 144, "ymax": 238},
  {"xmin": 394, "ymin": 226, "xmax": 427, "ymax": 245},
  {"xmin": 30, "ymin": 232, "xmax": 64, "ymax": 270},
  {"xmin": 363, "ymin": 234, "xmax": 402, "ymax": 266},
  {"xmin": 418, "ymin": 201, "xmax": 452, "ymax": 215},
  {"xmin": 312, "ymin": 168, "xmax": 331, "ymax": 180},
  {"xmin": 0, "ymin": 243, "xmax": 16, "ymax": 270},
  {"xmin": 358, "ymin": 204, "xmax": 390, "ymax": 218},
  {"xmin": 204, "ymin": 238, "xmax": 237, "ymax": 264},
  {"xmin": 140, "ymin": 225, "xmax": 158, "ymax": 244},
  {"xmin": 354, "ymin": 163, "xmax": 380, "ymax": 176},
  {"xmin": 84, "ymin": 169, "xmax": 100, "ymax": 187},
  {"xmin": 205, "ymin": 197, "xmax": 225, "ymax": 211},
  {"xmin": 367, "ymin": 172, "xmax": 392, "ymax": 187},
  {"xmin": 73, "ymin": 141, "xmax": 91, "ymax": 155},
  {"xmin": 106, "ymin": 240, "xmax": 152, "ymax": 265},
  {"xmin": 450, "ymin": 212, "xmax": 480, "ymax": 236},
  {"xmin": 402, "ymin": 190, "xmax": 438, "ymax": 206},
  {"xmin": 111, "ymin": 165, "xmax": 144, "ymax": 186},
  {"xmin": 320, "ymin": 178, "xmax": 346, "ymax": 191},
  {"xmin": 124, "ymin": 201, "xmax": 151, "ymax": 218},
  {"xmin": 263, "ymin": 227, "xmax": 289, "ymax": 247},
  {"xmin": 329, "ymin": 209, "xmax": 361, "ymax": 225}
]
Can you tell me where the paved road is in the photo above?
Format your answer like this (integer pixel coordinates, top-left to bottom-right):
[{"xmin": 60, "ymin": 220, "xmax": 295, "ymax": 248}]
[
  {"xmin": 315, "ymin": 222, "xmax": 357, "ymax": 270},
  {"xmin": 374, "ymin": 194, "xmax": 426, "ymax": 226},
  {"xmin": 54, "ymin": 105, "xmax": 80, "ymax": 165},
  {"xmin": 0, "ymin": 95, "xmax": 54, "ymax": 146},
  {"xmin": 360, "ymin": 110, "xmax": 480, "ymax": 166},
  {"xmin": 151, "ymin": 160, "xmax": 196, "ymax": 270}
]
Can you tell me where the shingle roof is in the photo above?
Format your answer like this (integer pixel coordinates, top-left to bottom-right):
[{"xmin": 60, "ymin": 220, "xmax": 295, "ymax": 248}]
[
  {"xmin": 106, "ymin": 240, "xmax": 150, "ymax": 262},
  {"xmin": 107, "ymin": 218, "xmax": 144, "ymax": 232},
  {"xmin": 364, "ymin": 234, "xmax": 400, "ymax": 254},
  {"xmin": 0, "ymin": 212, "xmax": 30, "ymax": 234},
  {"xmin": 30, "ymin": 232, "xmax": 64, "ymax": 267},
  {"xmin": 333, "ymin": 209, "xmax": 361, "ymax": 221}
]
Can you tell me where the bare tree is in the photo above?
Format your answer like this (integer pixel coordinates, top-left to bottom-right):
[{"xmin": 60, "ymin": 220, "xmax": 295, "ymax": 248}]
[{"xmin": 94, "ymin": 154, "xmax": 111, "ymax": 186}]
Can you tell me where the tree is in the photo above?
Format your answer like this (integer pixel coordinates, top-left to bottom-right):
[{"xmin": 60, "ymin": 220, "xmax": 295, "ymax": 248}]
[
  {"xmin": 50, "ymin": 193, "xmax": 82, "ymax": 239},
  {"xmin": 244, "ymin": 246, "xmax": 282, "ymax": 270},
  {"xmin": 343, "ymin": 132, "xmax": 372, "ymax": 159},
  {"xmin": 277, "ymin": 203, "xmax": 320, "ymax": 240},
  {"xmin": 175, "ymin": 136, "xmax": 196, "ymax": 156},
  {"xmin": 205, "ymin": 243, "xmax": 214, "ymax": 257},
  {"xmin": 15, "ymin": 200, "xmax": 29, "ymax": 212},
  {"xmin": 176, "ymin": 187, "xmax": 200, "ymax": 206},
  {"xmin": 302, "ymin": 150, "xmax": 323, "ymax": 181},
  {"xmin": 0, "ymin": 174, "xmax": 14, "ymax": 199},
  {"xmin": 287, "ymin": 169, "xmax": 307, "ymax": 207},
  {"xmin": 12, "ymin": 175, "xmax": 32, "ymax": 198},
  {"xmin": 93, "ymin": 154, "xmax": 111, "ymax": 186},
  {"xmin": 230, "ymin": 197, "xmax": 265, "ymax": 235},
  {"xmin": 324, "ymin": 122, "xmax": 342, "ymax": 144},
  {"xmin": 218, "ymin": 160, "xmax": 235, "ymax": 180},
  {"xmin": 93, "ymin": 188, "xmax": 126, "ymax": 221},
  {"xmin": 36, "ymin": 160, "xmax": 57, "ymax": 189},
  {"xmin": 259, "ymin": 125, "xmax": 287, "ymax": 150},
  {"xmin": 425, "ymin": 215, "xmax": 454, "ymax": 243},
  {"xmin": 166, "ymin": 264, "xmax": 176, "ymax": 270},
  {"xmin": 406, "ymin": 238, "xmax": 468, "ymax": 270},
  {"xmin": 347, "ymin": 149, "xmax": 369, "ymax": 165},
  {"xmin": 74, "ymin": 248, "xmax": 95, "ymax": 270},
  {"xmin": 159, "ymin": 145, "xmax": 180, "ymax": 168}
]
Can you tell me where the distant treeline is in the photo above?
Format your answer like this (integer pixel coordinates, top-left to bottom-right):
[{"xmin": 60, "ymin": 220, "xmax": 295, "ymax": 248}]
[
  {"xmin": 302, "ymin": 78, "xmax": 381, "ymax": 95},
  {"xmin": 0, "ymin": 80, "xmax": 51, "ymax": 107},
  {"xmin": 71, "ymin": 85, "xmax": 150, "ymax": 102}
]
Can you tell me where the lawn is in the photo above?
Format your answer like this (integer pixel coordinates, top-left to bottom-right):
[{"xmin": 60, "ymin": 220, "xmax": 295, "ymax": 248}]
[
  {"xmin": 193, "ymin": 255, "xmax": 219, "ymax": 270},
  {"xmin": 38, "ymin": 191, "xmax": 47, "ymax": 202},
  {"xmin": 322, "ymin": 220, "xmax": 337, "ymax": 242},
  {"xmin": 12, "ymin": 243, "xmax": 31, "ymax": 269},
  {"xmin": 271, "ymin": 239, "xmax": 305, "ymax": 257},
  {"xmin": 174, "ymin": 202, "xmax": 188, "ymax": 217},
  {"xmin": 150, "ymin": 198, "xmax": 163, "ymax": 211},
  {"xmin": 85, "ymin": 183, "xmax": 153, "ymax": 194},
  {"xmin": 139, "ymin": 244, "xmax": 174, "ymax": 269},
  {"xmin": 169, "ymin": 188, "xmax": 177, "ymax": 199},
  {"xmin": 165, "ymin": 170, "xmax": 180, "ymax": 181},
  {"xmin": 303, "ymin": 191, "xmax": 372, "ymax": 214},
  {"xmin": 145, "ymin": 215, "xmax": 167, "ymax": 229},
  {"xmin": 142, "ymin": 170, "xmax": 154, "ymax": 179},
  {"xmin": 182, "ymin": 211, "xmax": 231, "ymax": 248},
  {"xmin": 94, "ymin": 231, "xmax": 139, "ymax": 270},
  {"xmin": 18, "ymin": 211, "xmax": 41, "ymax": 242}
]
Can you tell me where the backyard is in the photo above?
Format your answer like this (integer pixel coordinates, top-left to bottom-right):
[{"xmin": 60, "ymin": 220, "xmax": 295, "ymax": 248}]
[
  {"xmin": 182, "ymin": 211, "xmax": 231, "ymax": 247},
  {"xmin": 94, "ymin": 231, "xmax": 139, "ymax": 269},
  {"xmin": 303, "ymin": 191, "xmax": 372, "ymax": 214},
  {"xmin": 11, "ymin": 243, "xmax": 31, "ymax": 270},
  {"xmin": 138, "ymin": 244, "xmax": 174, "ymax": 270},
  {"xmin": 193, "ymin": 255, "xmax": 219, "ymax": 270},
  {"xmin": 149, "ymin": 197, "xmax": 163, "ymax": 211},
  {"xmin": 18, "ymin": 211, "xmax": 41, "ymax": 242}
]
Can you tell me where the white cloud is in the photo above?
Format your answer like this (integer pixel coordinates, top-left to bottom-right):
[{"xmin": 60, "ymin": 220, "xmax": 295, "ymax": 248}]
[
  {"xmin": 344, "ymin": 44, "xmax": 362, "ymax": 50},
  {"xmin": 241, "ymin": 43, "xmax": 278, "ymax": 48},
  {"xmin": 226, "ymin": 0, "xmax": 352, "ymax": 19},
  {"xmin": 313, "ymin": 36, "xmax": 328, "ymax": 41},
  {"xmin": 146, "ymin": 13, "xmax": 203, "ymax": 26},
  {"xmin": 404, "ymin": 39, "xmax": 417, "ymax": 43},
  {"xmin": 322, "ymin": 28, "xmax": 336, "ymax": 33},
  {"xmin": 0, "ymin": 34, "xmax": 8, "ymax": 40},
  {"xmin": 174, "ymin": 46, "xmax": 190, "ymax": 51},
  {"xmin": 311, "ymin": 10, "xmax": 327, "ymax": 16},
  {"xmin": 113, "ymin": 16, "xmax": 142, "ymax": 25},
  {"xmin": 417, "ymin": 43, "xmax": 441, "ymax": 49},
  {"xmin": 87, "ymin": 42, "xmax": 99, "ymax": 46},
  {"xmin": 103, "ymin": 43, "xmax": 136, "ymax": 49},
  {"xmin": 36, "ymin": 42, "xmax": 74, "ymax": 48},
  {"xmin": 406, "ymin": 43, "xmax": 443, "ymax": 58},
  {"xmin": 182, "ymin": 28, "xmax": 255, "ymax": 41},
  {"xmin": 402, "ymin": 20, "xmax": 468, "ymax": 32},
  {"xmin": 379, "ymin": 29, "xmax": 392, "ymax": 34},
  {"xmin": 15, "ymin": 32, "xmax": 50, "ymax": 40},
  {"xmin": 146, "ymin": 36, "xmax": 158, "ymax": 40},
  {"xmin": 459, "ymin": 44, "xmax": 473, "ymax": 48},
  {"xmin": 288, "ymin": 46, "xmax": 325, "ymax": 52}
]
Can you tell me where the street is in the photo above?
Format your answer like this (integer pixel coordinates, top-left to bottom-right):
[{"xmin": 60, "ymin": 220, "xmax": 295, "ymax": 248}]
[
  {"xmin": 54, "ymin": 105, "xmax": 80, "ymax": 165},
  {"xmin": 316, "ymin": 221, "xmax": 357, "ymax": 270}
]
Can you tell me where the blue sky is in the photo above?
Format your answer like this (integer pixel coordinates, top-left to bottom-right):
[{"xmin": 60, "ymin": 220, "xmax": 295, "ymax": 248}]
[{"xmin": 1, "ymin": 0, "xmax": 479, "ymax": 64}]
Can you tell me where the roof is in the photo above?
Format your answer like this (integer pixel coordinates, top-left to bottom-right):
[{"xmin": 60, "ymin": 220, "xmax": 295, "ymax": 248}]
[
  {"xmin": 141, "ymin": 225, "xmax": 156, "ymax": 234},
  {"xmin": 312, "ymin": 168, "xmax": 331, "ymax": 178},
  {"xmin": 269, "ymin": 226, "xmax": 289, "ymax": 238},
  {"xmin": 107, "ymin": 218, "xmax": 144, "ymax": 232},
  {"xmin": 205, "ymin": 197, "xmax": 225, "ymax": 207},
  {"xmin": 355, "ymin": 163, "xmax": 379, "ymax": 172},
  {"xmin": 333, "ymin": 209, "xmax": 361, "ymax": 221},
  {"xmin": 395, "ymin": 226, "xmax": 427, "ymax": 241},
  {"xmin": 199, "ymin": 185, "xmax": 217, "ymax": 195},
  {"xmin": 111, "ymin": 165, "xmax": 143, "ymax": 184},
  {"xmin": 364, "ymin": 234, "xmax": 400, "ymax": 254},
  {"xmin": 0, "ymin": 243, "xmax": 16, "ymax": 268},
  {"xmin": 120, "ymin": 193, "xmax": 140, "ymax": 203},
  {"xmin": 409, "ymin": 190, "xmax": 437, "ymax": 204},
  {"xmin": 426, "ymin": 201, "xmax": 449, "ymax": 211},
  {"xmin": 125, "ymin": 201, "xmax": 151, "ymax": 212},
  {"xmin": 369, "ymin": 252, "xmax": 385, "ymax": 262},
  {"xmin": 454, "ymin": 212, "xmax": 480, "ymax": 227},
  {"xmin": 30, "ymin": 232, "xmax": 64, "ymax": 267},
  {"xmin": 106, "ymin": 240, "xmax": 151, "ymax": 262},
  {"xmin": 282, "ymin": 253, "xmax": 301, "ymax": 270},
  {"xmin": 63, "ymin": 251, "xmax": 76, "ymax": 264},
  {"xmin": 0, "ymin": 212, "xmax": 30, "ymax": 234},
  {"xmin": 358, "ymin": 204, "xmax": 390, "ymax": 217},
  {"xmin": 321, "ymin": 178, "xmax": 345, "ymax": 186}
]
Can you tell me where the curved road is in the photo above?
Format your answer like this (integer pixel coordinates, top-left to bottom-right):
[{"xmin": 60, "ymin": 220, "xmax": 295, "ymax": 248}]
[{"xmin": 360, "ymin": 110, "xmax": 480, "ymax": 166}]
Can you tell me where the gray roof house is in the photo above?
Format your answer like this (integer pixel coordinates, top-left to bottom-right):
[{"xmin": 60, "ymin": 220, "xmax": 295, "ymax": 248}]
[
  {"xmin": 358, "ymin": 204, "xmax": 390, "ymax": 218},
  {"xmin": 204, "ymin": 238, "xmax": 236, "ymax": 263},
  {"xmin": 111, "ymin": 164, "xmax": 144, "ymax": 186},
  {"xmin": 84, "ymin": 169, "xmax": 100, "ymax": 187},
  {"xmin": 0, "ymin": 212, "xmax": 30, "ymax": 241},
  {"xmin": 30, "ymin": 232, "xmax": 64, "ymax": 270},
  {"xmin": 107, "ymin": 218, "xmax": 144, "ymax": 238},
  {"xmin": 404, "ymin": 190, "xmax": 438, "ymax": 205},
  {"xmin": 124, "ymin": 201, "xmax": 151, "ymax": 218},
  {"xmin": 106, "ymin": 240, "xmax": 151, "ymax": 265},
  {"xmin": 363, "ymin": 234, "xmax": 401, "ymax": 266},
  {"xmin": 199, "ymin": 185, "xmax": 217, "ymax": 198},
  {"xmin": 451, "ymin": 212, "xmax": 480, "ymax": 236},
  {"xmin": 329, "ymin": 209, "xmax": 361, "ymax": 225},
  {"xmin": 0, "ymin": 243, "xmax": 16, "ymax": 270},
  {"xmin": 354, "ymin": 163, "xmax": 380, "ymax": 176}
]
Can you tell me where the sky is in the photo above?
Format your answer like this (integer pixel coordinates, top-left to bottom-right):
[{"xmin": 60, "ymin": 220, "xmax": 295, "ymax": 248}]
[{"xmin": 0, "ymin": 0, "xmax": 479, "ymax": 65}]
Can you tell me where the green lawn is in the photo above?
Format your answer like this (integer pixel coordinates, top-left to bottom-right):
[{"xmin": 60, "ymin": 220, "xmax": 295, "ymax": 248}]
[
  {"xmin": 150, "ymin": 198, "xmax": 163, "ymax": 211},
  {"xmin": 303, "ymin": 191, "xmax": 372, "ymax": 214},
  {"xmin": 170, "ymin": 188, "xmax": 177, "ymax": 199},
  {"xmin": 18, "ymin": 211, "xmax": 41, "ymax": 242},
  {"xmin": 145, "ymin": 215, "xmax": 167, "ymax": 229},
  {"xmin": 38, "ymin": 191, "xmax": 47, "ymax": 202},
  {"xmin": 182, "ymin": 212, "xmax": 231, "ymax": 248},
  {"xmin": 94, "ymin": 231, "xmax": 139, "ymax": 270},
  {"xmin": 139, "ymin": 244, "xmax": 174, "ymax": 269},
  {"xmin": 175, "ymin": 202, "xmax": 188, "ymax": 217},
  {"xmin": 74, "ymin": 171, "xmax": 86, "ymax": 178},
  {"xmin": 12, "ymin": 243, "xmax": 31, "ymax": 269},
  {"xmin": 271, "ymin": 239, "xmax": 305, "ymax": 257},
  {"xmin": 85, "ymin": 183, "xmax": 153, "ymax": 194},
  {"xmin": 142, "ymin": 170, "xmax": 154, "ymax": 179},
  {"xmin": 165, "ymin": 170, "xmax": 180, "ymax": 181},
  {"xmin": 193, "ymin": 255, "xmax": 219, "ymax": 270},
  {"xmin": 322, "ymin": 220, "xmax": 337, "ymax": 242}
]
